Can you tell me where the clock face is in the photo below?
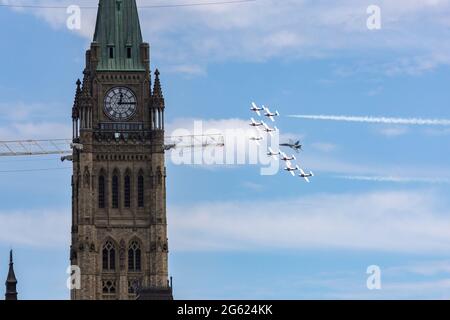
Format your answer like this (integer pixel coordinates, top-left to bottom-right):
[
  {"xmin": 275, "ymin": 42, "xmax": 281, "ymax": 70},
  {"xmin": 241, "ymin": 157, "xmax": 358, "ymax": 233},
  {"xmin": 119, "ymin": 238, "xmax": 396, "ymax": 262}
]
[{"xmin": 104, "ymin": 87, "xmax": 137, "ymax": 121}]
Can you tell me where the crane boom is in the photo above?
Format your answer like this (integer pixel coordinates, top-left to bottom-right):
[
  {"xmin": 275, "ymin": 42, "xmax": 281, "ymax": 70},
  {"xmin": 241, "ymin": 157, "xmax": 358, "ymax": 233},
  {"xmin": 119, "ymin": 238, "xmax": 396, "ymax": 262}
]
[
  {"xmin": 0, "ymin": 135, "xmax": 225, "ymax": 157},
  {"xmin": 0, "ymin": 139, "xmax": 73, "ymax": 157}
]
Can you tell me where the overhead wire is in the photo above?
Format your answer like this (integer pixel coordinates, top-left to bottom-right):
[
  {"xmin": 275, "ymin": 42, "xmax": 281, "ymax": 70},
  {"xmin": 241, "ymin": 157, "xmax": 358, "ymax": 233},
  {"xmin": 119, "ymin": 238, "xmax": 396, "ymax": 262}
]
[
  {"xmin": 0, "ymin": 167, "xmax": 71, "ymax": 173},
  {"xmin": 0, "ymin": 0, "xmax": 257, "ymax": 9}
]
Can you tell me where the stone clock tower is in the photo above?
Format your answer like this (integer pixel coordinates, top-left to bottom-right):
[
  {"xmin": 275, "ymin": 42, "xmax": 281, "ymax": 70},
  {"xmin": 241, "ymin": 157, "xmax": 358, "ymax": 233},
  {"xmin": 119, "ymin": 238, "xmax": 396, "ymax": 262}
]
[{"xmin": 70, "ymin": 0, "xmax": 172, "ymax": 300}]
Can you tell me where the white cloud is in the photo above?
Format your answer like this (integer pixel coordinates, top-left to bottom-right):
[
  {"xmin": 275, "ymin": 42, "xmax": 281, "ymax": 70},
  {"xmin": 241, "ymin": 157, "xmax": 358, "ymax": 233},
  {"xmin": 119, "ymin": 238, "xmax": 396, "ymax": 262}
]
[
  {"xmin": 165, "ymin": 64, "xmax": 207, "ymax": 76},
  {"xmin": 0, "ymin": 122, "xmax": 71, "ymax": 140},
  {"xmin": 165, "ymin": 117, "xmax": 450, "ymax": 181},
  {"xmin": 166, "ymin": 117, "xmax": 305, "ymax": 175},
  {"xmin": 381, "ymin": 279, "xmax": 450, "ymax": 299},
  {"xmin": 319, "ymin": 277, "xmax": 450, "ymax": 300},
  {"xmin": 169, "ymin": 190, "xmax": 450, "ymax": 253},
  {"xmin": 0, "ymin": 209, "xmax": 70, "ymax": 248},
  {"xmin": 241, "ymin": 181, "xmax": 264, "ymax": 191},
  {"xmin": 377, "ymin": 126, "xmax": 409, "ymax": 137},
  {"xmin": 424, "ymin": 128, "xmax": 450, "ymax": 136},
  {"xmin": 310, "ymin": 142, "xmax": 337, "ymax": 153},
  {"xmin": 1, "ymin": 190, "xmax": 449, "ymax": 294},
  {"xmin": 0, "ymin": 102, "xmax": 71, "ymax": 140},
  {"xmin": 388, "ymin": 260, "xmax": 450, "ymax": 276},
  {"xmin": 0, "ymin": 102, "xmax": 33, "ymax": 121},
  {"xmin": 6, "ymin": 0, "xmax": 450, "ymax": 74},
  {"xmin": 367, "ymin": 86, "xmax": 383, "ymax": 96},
  {"xmin": 166, "ymin": 117, "xmax": 278, "ymax": 167},
  {"xmin": 335, "ymin": 175, "xmax": 450, "ymax": 184},
  {"xmin": 166, "ymin": 117, "xmax": 249, "ymax": 136},
  {"xmin": 0, "ymin": 102, "xmax": 65, "ymax": 122}
]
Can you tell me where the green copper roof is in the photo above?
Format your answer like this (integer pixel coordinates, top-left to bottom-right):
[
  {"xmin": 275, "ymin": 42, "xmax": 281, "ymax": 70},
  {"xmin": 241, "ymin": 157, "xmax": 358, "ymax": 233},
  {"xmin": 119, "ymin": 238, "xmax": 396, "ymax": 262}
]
[{"xmin": 93, "ymin": 0, "xmax": 145, "ymax": 71}]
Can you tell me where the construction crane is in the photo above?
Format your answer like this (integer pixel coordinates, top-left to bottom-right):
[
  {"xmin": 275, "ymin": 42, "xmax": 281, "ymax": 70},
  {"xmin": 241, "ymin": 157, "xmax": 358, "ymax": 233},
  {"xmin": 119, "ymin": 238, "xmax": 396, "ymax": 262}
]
[
  {"xmin": 0, "ymin": 134, "xmax": 225, "ymax": 158},
  {"xmin": 0, "ymin": 139, "xmax": 72, "ymax": 157}
]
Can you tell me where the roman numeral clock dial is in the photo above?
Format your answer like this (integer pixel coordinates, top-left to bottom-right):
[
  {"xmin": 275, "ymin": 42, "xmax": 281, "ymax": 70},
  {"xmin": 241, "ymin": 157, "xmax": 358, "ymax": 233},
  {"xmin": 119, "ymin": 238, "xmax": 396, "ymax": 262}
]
[{"xmin": 104, "ymin": 87, "xmax": 138, "ymax": 121}]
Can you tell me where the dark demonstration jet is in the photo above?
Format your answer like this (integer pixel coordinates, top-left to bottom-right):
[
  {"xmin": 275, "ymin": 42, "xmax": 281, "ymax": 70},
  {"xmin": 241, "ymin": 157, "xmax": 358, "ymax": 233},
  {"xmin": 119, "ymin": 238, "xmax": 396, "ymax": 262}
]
[{"xmin": 280, "ymin": 139, "xmax": 303, "ymax": 153}]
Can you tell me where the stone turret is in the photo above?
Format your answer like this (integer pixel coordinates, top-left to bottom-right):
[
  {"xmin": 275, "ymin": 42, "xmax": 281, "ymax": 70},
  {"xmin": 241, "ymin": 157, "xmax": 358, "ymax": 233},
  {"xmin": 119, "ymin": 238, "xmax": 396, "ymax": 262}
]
[{"xmin": 5, "ymin": 250, "xmax": 18, "ymax": 301}]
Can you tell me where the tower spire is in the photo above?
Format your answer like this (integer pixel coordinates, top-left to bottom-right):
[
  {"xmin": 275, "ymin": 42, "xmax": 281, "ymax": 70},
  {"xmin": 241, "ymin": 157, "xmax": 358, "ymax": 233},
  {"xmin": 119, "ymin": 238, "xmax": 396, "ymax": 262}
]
[
  {"xmin": 92, "ymin": 0, "xmax": 146, "ymax": 71},
  {"xmin": 151, "ymin": 69, "xmax": 165, "ymax": 131},
  {"xmin": 153, "ymin": 69, "xmax": 164, "ymax": 100},
  {"xmin": 72, "ymin": 79, "xmax": 81, "ymax": 120},
  {"xmin": 5, "ymin": 250, "xmax": 18, "ymax": 301}
]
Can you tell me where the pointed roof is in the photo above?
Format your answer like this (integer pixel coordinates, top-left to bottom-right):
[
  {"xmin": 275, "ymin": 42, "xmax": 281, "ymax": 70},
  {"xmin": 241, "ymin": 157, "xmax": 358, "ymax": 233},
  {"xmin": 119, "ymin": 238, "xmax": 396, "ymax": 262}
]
[
  {"xmin": 153, "ymin": 69, "xmax": 163, "ymax": 98},
  {"xmin": 6, "ymin": 250, "xmax": 17, "ymax": 283},
  {"xmin": 5, "ymin": 250, "xmax": 18, "ymax": 300},
  {"xmin": 72, "ymin": 79, "xmax": 81, "ymax": 119},
  {"xmin": 152, "ymin": 69, "xmax": 165, "ymax": 108},
  {"xmin": 93, "ymin": 0, "xmax": 145, "ymax": 71}
]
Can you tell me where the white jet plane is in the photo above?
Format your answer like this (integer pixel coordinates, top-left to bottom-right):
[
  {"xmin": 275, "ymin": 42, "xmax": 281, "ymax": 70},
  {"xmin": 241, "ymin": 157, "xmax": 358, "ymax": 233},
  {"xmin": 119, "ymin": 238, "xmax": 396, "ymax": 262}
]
[
  {"xmin": 280, "ymin": 151, "xmax": 296, "ymax": 162},
  {"xmin": 284, "ymin": 161, "xmax": 300, "ymax": 176},
  {"xmin": 249, "ymin": 136, "xmax": 264, "ymax": 145},
  {"xmin": 263, "ymin": 107, "xmax": 280, "ymax": 122},
  {"xmin": 261, "ymin": 121, "xmax": 278, "ymax": 136},
  {"xmin": 267, "ymin": 147, "xmax": 281, "ymax": 159},
  {"xmin": 250, "ymin": 102, "xmax": 264, "ymax": 116},
  {"xmin": 298, "ymin": 168, "xmax": 314, "ymax": 183},
  {"xmin": 249, "ymin": 117, "xmax": 263, "ymax": 127}
]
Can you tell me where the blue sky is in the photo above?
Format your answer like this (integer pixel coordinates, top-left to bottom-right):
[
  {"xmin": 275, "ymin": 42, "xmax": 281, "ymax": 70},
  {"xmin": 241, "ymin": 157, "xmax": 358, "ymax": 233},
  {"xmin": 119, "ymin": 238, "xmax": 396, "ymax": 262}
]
[{"xmin": 1, "ymin": 0, "xmax": 450, "ymax": 299}]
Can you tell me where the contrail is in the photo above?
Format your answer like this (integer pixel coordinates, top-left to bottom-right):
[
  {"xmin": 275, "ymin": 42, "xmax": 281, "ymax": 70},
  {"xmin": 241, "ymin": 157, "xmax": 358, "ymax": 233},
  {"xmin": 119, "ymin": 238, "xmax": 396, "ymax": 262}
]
[
  {"xmin": 288, "ymin": 115, "xmax": 450, "ymax": 126},
  {"xmin": 335, "ymin": 175, "xmax": 450, "ymax": 184}
]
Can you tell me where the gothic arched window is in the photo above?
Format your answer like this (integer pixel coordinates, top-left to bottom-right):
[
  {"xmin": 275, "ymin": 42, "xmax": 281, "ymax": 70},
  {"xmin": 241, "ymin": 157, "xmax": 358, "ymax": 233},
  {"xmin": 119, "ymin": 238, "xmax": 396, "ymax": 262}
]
[
  {"xmin": 128, "ymin": 279, "xmax": 139, "ymax": 294},
  {"xmin": 102, "ymin": 241, "xmax": 116, "ymax": 271},
  {"xmin": 124, "ymin": 173, "xmax": 131, "ymax": 208},
  {"xmin": 102, "ymin": 280, "xmax": 116, "ymax": 294},
  {"xmin": 112, "ymin": 172, "xmax": 119, "ymax": 209},
  {"xmin": 128, "ymin": 241, "xmax": 141, "ymax": 272},
  {"xmin": 98, "ymin": 175, "xmax": 105, "ymax": 208},
  {"xmin": 138, "ymin": 173, "xmax": 144, "ymax": 208}
]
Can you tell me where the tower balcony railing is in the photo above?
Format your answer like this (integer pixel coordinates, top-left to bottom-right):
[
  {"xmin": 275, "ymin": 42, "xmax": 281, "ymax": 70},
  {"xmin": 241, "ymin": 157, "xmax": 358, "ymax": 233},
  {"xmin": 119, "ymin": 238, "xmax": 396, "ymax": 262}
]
[{"xmin": 99, "ymin": 122, "xmax": 145, "ymax": 132}]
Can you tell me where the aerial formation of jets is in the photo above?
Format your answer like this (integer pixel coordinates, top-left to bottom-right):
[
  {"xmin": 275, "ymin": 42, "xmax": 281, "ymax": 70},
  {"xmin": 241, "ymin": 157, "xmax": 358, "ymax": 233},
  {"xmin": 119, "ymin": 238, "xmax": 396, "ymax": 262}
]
[{"xmin": 249, "ymin": 102, "xmax": 314, "ymax": 183}]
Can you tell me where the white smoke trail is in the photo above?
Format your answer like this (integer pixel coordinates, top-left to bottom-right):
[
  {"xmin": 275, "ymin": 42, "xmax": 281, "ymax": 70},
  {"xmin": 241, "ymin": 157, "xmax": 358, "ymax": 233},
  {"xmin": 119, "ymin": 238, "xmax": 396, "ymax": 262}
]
[
  {"xmin": 335, "ymin": 175, "xmax": 450, "ymax": 184},
  {"xmin": 288, "ymin": 115, "xmax": 450, "ymax": 126}
]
